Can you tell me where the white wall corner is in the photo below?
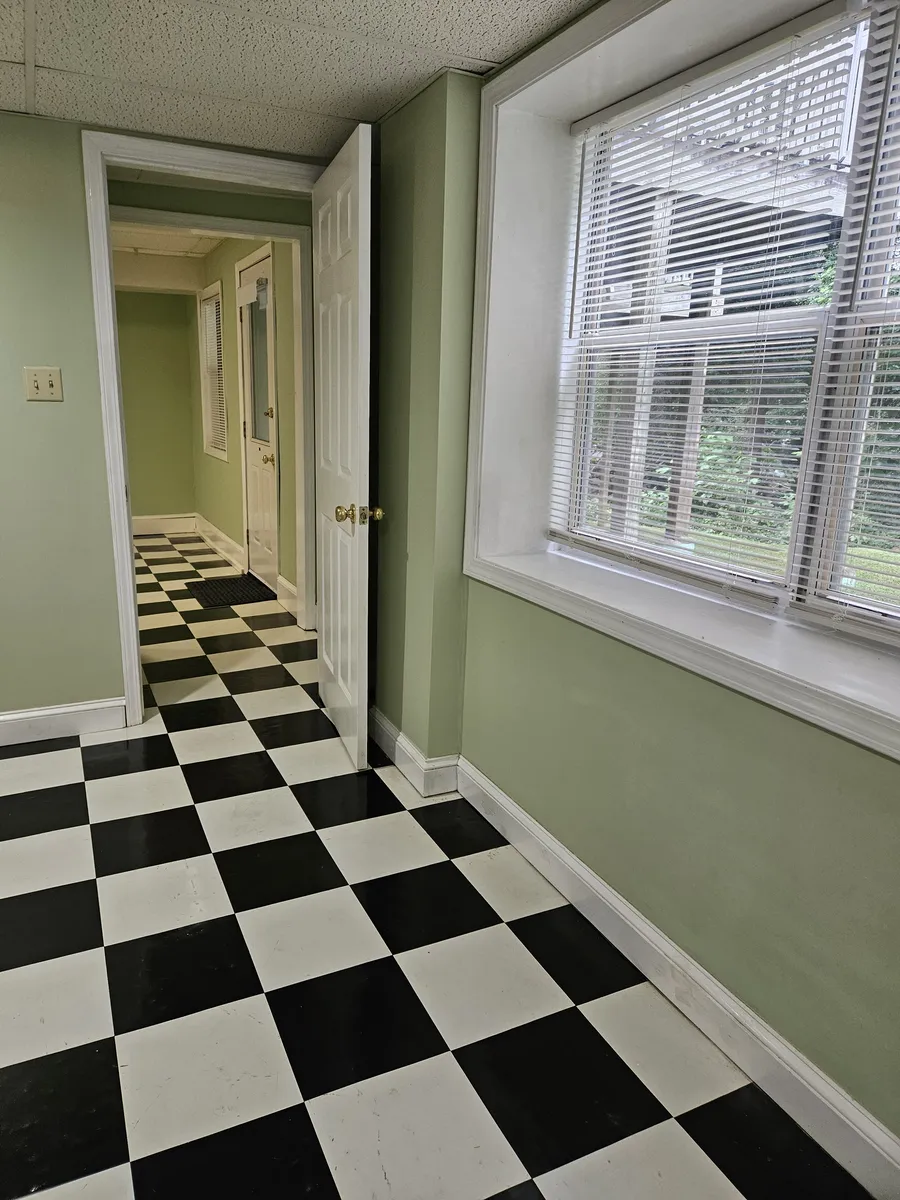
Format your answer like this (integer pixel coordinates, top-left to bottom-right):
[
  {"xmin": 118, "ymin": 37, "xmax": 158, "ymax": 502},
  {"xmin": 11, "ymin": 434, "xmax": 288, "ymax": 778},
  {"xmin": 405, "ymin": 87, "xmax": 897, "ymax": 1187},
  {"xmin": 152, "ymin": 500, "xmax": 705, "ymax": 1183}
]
[
  {"xmin": 0, "ymin": 698, "xmax": 126, "ymax": 746},
  {"xmin": 132, "ymin": 513, "xmax": 198, "ymax": 536},
  {"xmin": 369, "ymin": 707, "xmax": 460, "ymax": 796},
  {"xmin": 197, "ymin": 515, "xmax": 247, "ymax": 572},
  {"xmin": 455, "ymin": 755, "xmax": 900, "ymax": 1200},
  {"xmin": 277, "ymin": 575, "xmax": 298, "ymax": 616}
]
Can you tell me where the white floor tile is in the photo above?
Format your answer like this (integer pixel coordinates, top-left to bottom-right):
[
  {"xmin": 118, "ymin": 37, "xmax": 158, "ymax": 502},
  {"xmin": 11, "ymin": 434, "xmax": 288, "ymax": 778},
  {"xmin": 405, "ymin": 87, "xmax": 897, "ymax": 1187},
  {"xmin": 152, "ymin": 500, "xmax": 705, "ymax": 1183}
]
[
  {"xmin": 139, "ymin": 639, "xmax": 205, "ymax": 663},
  {"xmin": 173, "ymin": 598, "xmax": 203, "ymax": 612},
  {"xmin": 319, "ymin": 811, "xmax": 446, "ymax": 884},
  {"xmin": 232, "ymin": 600, "xmax": 288, "ymax": 617},
  {"xmin": 141, "ymin": 551, "xmax": 181, "ymax": 561},
  {"xmin": 137, "ymin": 611, "xmax": 184, "ymax": 630},
  {"xmin": 150, "ymin": 676, "xmax": 229, "ymax": 706},
  {"xmin": 197, "ymin": 786, "xmax": 312, "ymax": 852},
  {"xmin": 0, "ymin": 948, "xmax": 113, "ymax": 1069},
  {"xmin": 160, "ymin": 577, "xmax": 196, "ymax": 593},
  {"xmin": 169, "ymin": 721, "xmax": 263, "ymax": 765},
  {"xmin": 268, "ymin": 739, "xmax": 356, "ymax": 785},
  {"xmin": 307, "ymin": 1053, "xmax": 528, "ymax": 1200},
  {"xmin": 184, "ymin": 617, "xmax": 250, "ymax": 639},
  {"xmin": 118, "ymin": 995, "xmax": 301, "ymax": 1160},
  {"xmin": 535, "ymin": 1120, "xmax": 743, "ymax": 1199},
  {"xmin": 238, "ymin": 887, "xmax": 389, "ymax": 990},
  {"xmin": 81, "ymin": 712, "xmax": 166, "ymax": 747},
  {"xmin": 580, "ymin": 983, "xmax": 747, "ymax": 1116},
  {"xmin": 397, "ymin": 924, "xmax": 570, "ymax": 1049},
  {"xmin": 86, "ymin": 765, "xmax": 193, "ymax": 823},
  {"xmin": 0, "ymin": 747, "xmax": 83, "ymax": 798},
  {"xmin": 150, "ymin": 562, "xmax": 193, "ymax": 575},
  {"xmin": 97, "ymin": 854, "xmax": 231, "ymax": 945},
  {"xmin": 0, "ymin": 826, "xmax": 94, "ymax": 899},
  {"xmin": 454, "ymin": 845, "xmax": 566, "ymax": 922},
  {"xmin": 374, "ymin": 765, "xmax": 456, "ymax": 810},
  {"xmin": 135, "ymin": 589, "xmax": 167, "ymax": 604},
  {"xmin": 255, "ymin": 625, "xmax": 317, "ymax": 646},
  {"xmin": 198, "ymin": 566, "xmax": 237, "ymax": 578},
  {"xmin": 34, "ymin": 1165, "xmax": 135, "ymax": 1199},
  {"xmin": 208, "ymin": 647, "xmax": 280, "ymax": 674},
  {"xmin": 233, "ymin": 685, "xmax": 318, "ymax": 720},
  {"xmin": 285, "ymin": 659, "xmax": 319, "ymax": 685}
]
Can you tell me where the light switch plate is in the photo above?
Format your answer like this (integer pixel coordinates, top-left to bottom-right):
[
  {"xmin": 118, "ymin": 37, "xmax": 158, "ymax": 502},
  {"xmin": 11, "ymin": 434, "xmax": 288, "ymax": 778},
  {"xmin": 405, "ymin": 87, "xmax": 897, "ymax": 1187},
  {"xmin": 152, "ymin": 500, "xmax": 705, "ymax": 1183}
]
[{"xmin": 24, "ymin": 367, "xmax": 63, "ymax": 401}]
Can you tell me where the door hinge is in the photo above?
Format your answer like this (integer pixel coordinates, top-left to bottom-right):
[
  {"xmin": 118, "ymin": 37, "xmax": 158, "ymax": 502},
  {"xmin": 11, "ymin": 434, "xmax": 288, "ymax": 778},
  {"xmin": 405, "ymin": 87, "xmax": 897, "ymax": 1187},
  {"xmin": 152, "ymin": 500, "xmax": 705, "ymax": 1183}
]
[{"xmin": 243, "ymin": 420, "xmax": 247, "ymax": 438}]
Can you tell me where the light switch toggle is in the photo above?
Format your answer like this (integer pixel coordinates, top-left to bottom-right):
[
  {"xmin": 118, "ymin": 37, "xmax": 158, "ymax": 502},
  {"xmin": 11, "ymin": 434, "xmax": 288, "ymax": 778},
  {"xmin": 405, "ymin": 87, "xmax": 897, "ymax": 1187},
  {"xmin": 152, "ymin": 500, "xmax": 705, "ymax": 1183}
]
[{"xmin": 25, "ymin": 368, "xmax": 63, "ymax": 401}]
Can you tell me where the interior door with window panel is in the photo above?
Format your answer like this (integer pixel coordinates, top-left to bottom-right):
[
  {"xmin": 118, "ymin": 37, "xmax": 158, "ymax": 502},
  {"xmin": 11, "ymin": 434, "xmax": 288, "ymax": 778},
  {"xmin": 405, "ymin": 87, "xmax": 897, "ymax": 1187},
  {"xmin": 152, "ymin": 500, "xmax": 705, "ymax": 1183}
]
[
  {"xmin": 313, "ymin": 124, "xmax": 372, "ymax": 769},
  {"xmin": 238, "ymin": 254, "xmax": 278, "ymax": 592}
]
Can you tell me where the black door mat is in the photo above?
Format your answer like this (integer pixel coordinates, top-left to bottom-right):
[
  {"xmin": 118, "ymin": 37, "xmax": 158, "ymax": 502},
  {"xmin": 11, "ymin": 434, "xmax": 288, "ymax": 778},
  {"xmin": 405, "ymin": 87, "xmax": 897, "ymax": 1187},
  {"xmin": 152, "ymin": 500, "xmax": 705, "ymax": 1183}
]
[{"xmin": 186, "ymin": 574, "xmax": 276, "ymax": 608}]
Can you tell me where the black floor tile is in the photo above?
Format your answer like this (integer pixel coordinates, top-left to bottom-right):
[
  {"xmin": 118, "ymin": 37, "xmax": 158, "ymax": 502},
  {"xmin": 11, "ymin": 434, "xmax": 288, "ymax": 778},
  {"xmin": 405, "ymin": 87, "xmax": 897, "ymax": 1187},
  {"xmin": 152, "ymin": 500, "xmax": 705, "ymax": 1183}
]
[
  {"xmin": 183, "ymin": 606, "xmax": 238, "ymax": 624},
  {"xmin": 304, "ymin": 683, "xmax": 323, "ymax": 707},
  {"xmin": 0, "ymin": 1038, "xmax": 128, "ymax": 1200},
  {"xmin": 81, "ymin": 734, "xmax": 177, "ymax": 780},
  {"xmin": 271, "ymin": 639, "xmax": 317, "ymax": 664},
  {"xmin": 106, "ymin": 916, "xmax": 262, "ymax": 1035},
  {"xmin": 197, "ymin": 631, "xmax": 263, "ymax": 654},
  {"xmin": 268, "ymin": 956, "xmax": 446, "ymax": 1099},
  {"xmin": 488, "ymin": 1185, "xmax": 543, "ymax": 1200},
  {"xmin": 155, "ymin": 569, "xmax": 201, "ymax": 581},
  {"xmin": 136, "ymin": 600, "xmax": 176, "ymax": 616},
  {"xmin": 353, "ymin": 861, "xmax": 501, "ymax": 953},
  {"xmin": 215, "ymin": 830, "xmax": 346, "ymax": 911},
  {"xmin": 456, "ymin": 1008, "xmax": 667, "ymax": 1177},
  {"xmin": 0, "ymin": 735, "xmax": 78, "ymax": 760},
  {"xmin": 91, "ymin": 807, "xmax": 210, "ymax": 876},
  {"xmin": 136, "ymin": 582, "xmax": 162, "ymax": 593},
  {"xmin": 366, "ymin": 738, "xmax": 392, "ymax": 768},
  {"xmin": 135, "ymin": 567, "xmax": 153, "ymax": 577},
  {"xmin": 412, "ymin": 797, "xmax": 507, "ymax": 859},
  {"xmin": 221, "ymin": 664, "xmax": 298, "ymax": 693},
  {"xmin": 244, "ymin": 610, "xmax": 299, "ymax": 630},
  {"xmin": 169, "ymin": 536, "xmax": 205, "ymax": 545},
  {"xmin": 143, "ymin": 555, "xmax": 184, "ymax": 565},
  {"xmin": 509, "ymin": 905, "xmax": 645, "ymax": 1004},
  {"xmin": 139, "ymin": 623, "xmax": 193, "ymax": 646},
  {"xmin": 250, "ymin": 709, "xmax": 336, "ymax": 749},
  {"xmin": 142, "ymin": 656, "xmax": 216, "ymax": 684},
  {"xmin": 0, "ymin": 781, "xmax": 87, "ymax": 841},
  {"xmin": 292, "ymin": 771, "xmax": 403, "ymax": 828},
  {"xmin": 159, "ymin": 695, "xmax": 244, "ymax": 733},
  {"xmin": 131, "ymin": 1103, "xmax": 339, "ymax": 1199},
  {"xmin": 182, "ymin": 750, "xmax": 286, "ymax": 803},
  {"xmin": 678, "ymin": 1084, "xmax": 871, "ymax": 1199},
  {"xmin": 163, "ymin": 587, "xmax": 192, "ymax": 601},
  {"xmin": 0, "ymin": 880, "xmax": 102, "ymax": 972},
  {"xmin": 196, "ymin": 557, "xmax": 232, "ymax": 569},
  {"xmin": 142, "ymin": 683, "xmax": 157, "ymax": 712}
]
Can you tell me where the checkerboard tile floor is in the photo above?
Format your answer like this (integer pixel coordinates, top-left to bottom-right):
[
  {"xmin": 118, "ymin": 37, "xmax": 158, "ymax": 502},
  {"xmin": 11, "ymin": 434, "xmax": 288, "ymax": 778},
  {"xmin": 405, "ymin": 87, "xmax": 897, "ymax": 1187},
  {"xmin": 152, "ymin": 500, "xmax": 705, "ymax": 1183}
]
[{"xmin": 0, "ymin": 535, "xmax": 870, "ymax": 1198}]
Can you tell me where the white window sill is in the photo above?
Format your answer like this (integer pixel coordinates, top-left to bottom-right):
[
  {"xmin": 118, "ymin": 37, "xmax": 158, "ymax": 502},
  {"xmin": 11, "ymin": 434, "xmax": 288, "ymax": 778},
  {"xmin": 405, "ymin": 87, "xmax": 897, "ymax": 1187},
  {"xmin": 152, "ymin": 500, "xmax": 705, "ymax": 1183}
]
[{"xmin": 465, "ymin": 545, "xmax": 900, "ymax": 763}]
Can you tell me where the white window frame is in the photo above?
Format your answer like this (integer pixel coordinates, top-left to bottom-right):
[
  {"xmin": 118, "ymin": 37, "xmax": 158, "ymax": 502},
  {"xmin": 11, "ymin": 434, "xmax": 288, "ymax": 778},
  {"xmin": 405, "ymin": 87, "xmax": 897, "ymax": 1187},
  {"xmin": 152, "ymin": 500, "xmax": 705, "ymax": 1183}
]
[
  {"xmin": 465, "ymin": 0, "xmax": 900, "ymax": 764},
  {"xmin": 198, "ymin": 280, "xmax": 228, "ymax": 462}
]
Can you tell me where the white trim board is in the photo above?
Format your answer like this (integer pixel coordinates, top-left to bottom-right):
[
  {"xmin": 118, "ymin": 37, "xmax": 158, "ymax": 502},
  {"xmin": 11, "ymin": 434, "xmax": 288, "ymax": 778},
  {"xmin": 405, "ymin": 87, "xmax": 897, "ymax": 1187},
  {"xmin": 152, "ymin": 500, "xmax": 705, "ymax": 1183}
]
[
  {"xmin": 0, "ymin": 699, "xmax": 125, "ymax": 746},
  {"xmin": 277, "ymin": 575, "xmax": 298, "ymax": 617},
  {"xmin": 132, "ymin": 514, "xmax": 197, "ymax": 535},
  {"xmin": 368, "ymin": 708, "xmax": 459, "ymax": 796},
  {"xmin": 109, "ymin": 206, "xmax": 311, "ymax": 242},
  {"xmin": 196, "ymin": 516, "xmax": 247, "ymax": 573},
  {"xmin": 455, "ymin": 756, "xmax": 900, "ymax": 1199}
]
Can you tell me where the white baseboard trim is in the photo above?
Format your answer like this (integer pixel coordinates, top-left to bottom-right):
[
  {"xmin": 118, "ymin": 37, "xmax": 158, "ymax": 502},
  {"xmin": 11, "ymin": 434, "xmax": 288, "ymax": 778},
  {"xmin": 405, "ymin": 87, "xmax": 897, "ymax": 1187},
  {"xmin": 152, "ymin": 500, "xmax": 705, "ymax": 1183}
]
[
  {"xmin": 197, "ymin": 515, "xmax": 247, "ymax": 572},
  {"xmin": 369, "ymin": 708, "xmax": 459, "ymax": 797},
  {"xmin": 456, "ymin": 756, "xmax": 900, "ymax": 1199},
  {"xmin": 0, "ymin": 698, "xmax": 126, "ymax": 746},
  {"xmin": 132, "ymin": 513, "xmax": 197, "ymax": 535},
  {"xmin": 277, "ymin": 575, "xmax": 298, "ymax": 616}
]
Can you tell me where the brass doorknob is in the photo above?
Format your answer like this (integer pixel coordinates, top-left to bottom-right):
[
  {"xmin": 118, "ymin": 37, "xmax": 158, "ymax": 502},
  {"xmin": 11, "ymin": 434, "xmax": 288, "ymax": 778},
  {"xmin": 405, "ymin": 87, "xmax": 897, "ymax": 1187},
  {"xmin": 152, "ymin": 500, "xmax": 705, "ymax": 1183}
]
[
  {"xmin": 371, "ymin": 507, "xmax": 385, "ymax": 521},
  {"xmin": 359, "ymin": 505, "xmax": 385, "ymax": 525},
  {"xmin": 335, "ymin": 504, "xmax": 356, "ymax": 524},
  {"xmin": 262, "ymin": 453, "xmax": 275, "ymax": 465},
  {"xmin": 264, "ymin": 407, "xmax": 274, "ymax": 418}
]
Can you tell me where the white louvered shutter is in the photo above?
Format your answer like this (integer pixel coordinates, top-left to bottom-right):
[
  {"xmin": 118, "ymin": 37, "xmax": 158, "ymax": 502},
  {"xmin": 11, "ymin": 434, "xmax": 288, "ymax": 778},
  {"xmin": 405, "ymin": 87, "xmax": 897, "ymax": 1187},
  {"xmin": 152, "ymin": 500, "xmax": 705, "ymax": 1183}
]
[
  {"xmin": 798, "ymin": 1, "xmax": 900, "ymax": 618},
  {"xmin": 201, "ymin": 289, "xmax": 227, "ymax": 455},
  {"xmin": 553, "ymin": 19, "xmax": 867, "ymax": 589}
]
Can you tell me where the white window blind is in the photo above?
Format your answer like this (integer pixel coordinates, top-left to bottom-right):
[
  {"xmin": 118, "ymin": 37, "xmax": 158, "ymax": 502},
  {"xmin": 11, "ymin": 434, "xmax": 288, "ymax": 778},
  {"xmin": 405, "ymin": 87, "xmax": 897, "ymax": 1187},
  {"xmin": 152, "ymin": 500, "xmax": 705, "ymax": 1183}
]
[
  {"xmin": 200, "ymin": 287, "xmax": 227, "ymax": 457},
  {"xmin": 555, "ymin": 18, "xmax": 868, "ymax": 590}
]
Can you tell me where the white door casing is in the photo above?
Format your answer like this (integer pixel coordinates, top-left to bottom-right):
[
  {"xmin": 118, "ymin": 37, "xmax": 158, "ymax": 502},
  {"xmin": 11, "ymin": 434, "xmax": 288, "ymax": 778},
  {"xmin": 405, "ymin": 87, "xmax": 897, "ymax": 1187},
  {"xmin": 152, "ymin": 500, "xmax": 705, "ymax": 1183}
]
[
  {"xmin": 313, "ymin": 124, "xmax": 372, "ymax": 769},
  {"xmin": 237, "ymin": 248, "xmax": 278, "ymax": 593}
]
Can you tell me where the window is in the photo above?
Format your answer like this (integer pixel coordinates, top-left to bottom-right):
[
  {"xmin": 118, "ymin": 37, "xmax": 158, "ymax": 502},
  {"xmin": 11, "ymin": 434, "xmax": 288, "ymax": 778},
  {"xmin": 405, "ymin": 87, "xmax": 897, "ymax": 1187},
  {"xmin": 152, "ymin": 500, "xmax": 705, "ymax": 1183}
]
[
  {"xmin": 199, "ymin": 282, "xmax": 227, "ymax": 460},
  {"xmin": 555, "ymin": 4, "xmax": 900, "ymax": 626}
]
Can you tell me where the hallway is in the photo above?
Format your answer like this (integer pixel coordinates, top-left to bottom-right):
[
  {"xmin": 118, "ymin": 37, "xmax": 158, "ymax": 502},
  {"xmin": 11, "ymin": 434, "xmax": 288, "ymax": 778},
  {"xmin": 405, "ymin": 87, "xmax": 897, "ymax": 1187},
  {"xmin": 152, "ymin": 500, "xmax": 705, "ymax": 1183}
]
[{"xmin": 0, "ymin": 539, "xmax": 869, "ymax": 1198}]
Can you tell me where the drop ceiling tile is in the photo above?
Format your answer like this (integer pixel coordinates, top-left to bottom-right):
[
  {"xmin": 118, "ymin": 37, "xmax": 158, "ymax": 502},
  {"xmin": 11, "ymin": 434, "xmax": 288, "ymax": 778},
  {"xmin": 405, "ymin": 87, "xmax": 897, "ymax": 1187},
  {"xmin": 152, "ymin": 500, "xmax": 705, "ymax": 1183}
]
[
  {"xmin": 34, "ymin": 67, "xmax": 354, "ymax": 156},
  {"xmin": 0, "ymin": 60, "xmax": 25, "ymax": 112},
  {"xmin": 0, "ymin": 0, "xmax": 23, "ymax": 62}
]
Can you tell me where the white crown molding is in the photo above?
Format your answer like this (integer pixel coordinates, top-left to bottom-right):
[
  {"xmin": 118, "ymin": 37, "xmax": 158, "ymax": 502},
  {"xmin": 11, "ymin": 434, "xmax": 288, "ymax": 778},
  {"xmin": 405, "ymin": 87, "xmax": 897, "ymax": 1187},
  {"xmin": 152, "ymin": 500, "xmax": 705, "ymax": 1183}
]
[
  {"xmin": 0, "ymin": 698, "xmax": 126, "ymax": 746},
  {"xmin": 109, "ymin": 206, "xmax": 311, "ymax": 241},
  {"xmin": 368, "ymin": 708, "xmax": 459, "ymax": 796},
  {"xmin": 456, "ymin": 755, "xmax": 900, "ymax": 1200}
]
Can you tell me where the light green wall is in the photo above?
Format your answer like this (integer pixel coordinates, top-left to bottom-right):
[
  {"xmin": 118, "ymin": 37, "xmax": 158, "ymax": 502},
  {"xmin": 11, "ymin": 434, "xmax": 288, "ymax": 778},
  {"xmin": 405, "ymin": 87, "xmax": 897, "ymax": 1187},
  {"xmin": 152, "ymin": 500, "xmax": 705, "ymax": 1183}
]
[
  {"xmin": 0, "ymin": 113, "xmax": 123, "ymax": 711},
  {"xmin": 106, "ymin": 180, "xmax": 312, "ymax": 226},
  {"xmin": 116, "ymin": 291, "xmax": 195, "ymax": 516},
  {"xmin": 376, "ymin": 72, "xmax": 481, "ymax": 754},
  {"xmin": 461, "ymin": 583, "xmax": 900, "ymax": 1133}
]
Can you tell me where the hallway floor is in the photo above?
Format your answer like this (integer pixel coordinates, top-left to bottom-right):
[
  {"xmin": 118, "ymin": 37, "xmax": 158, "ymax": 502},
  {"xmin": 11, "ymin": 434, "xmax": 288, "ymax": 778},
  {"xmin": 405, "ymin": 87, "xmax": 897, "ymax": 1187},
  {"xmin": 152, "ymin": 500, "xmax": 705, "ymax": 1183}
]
[{"xmin": 0, "ymin": 534, "xmax": 869, "ymax": 1198}]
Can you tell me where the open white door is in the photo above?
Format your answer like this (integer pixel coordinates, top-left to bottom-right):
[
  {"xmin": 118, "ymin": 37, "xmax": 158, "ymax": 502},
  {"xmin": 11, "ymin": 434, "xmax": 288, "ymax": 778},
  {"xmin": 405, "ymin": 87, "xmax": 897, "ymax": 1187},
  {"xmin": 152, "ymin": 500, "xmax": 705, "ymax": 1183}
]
[{"xmin": 313, "ymin": 124, "xmax": 372, "ymax": 769}]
